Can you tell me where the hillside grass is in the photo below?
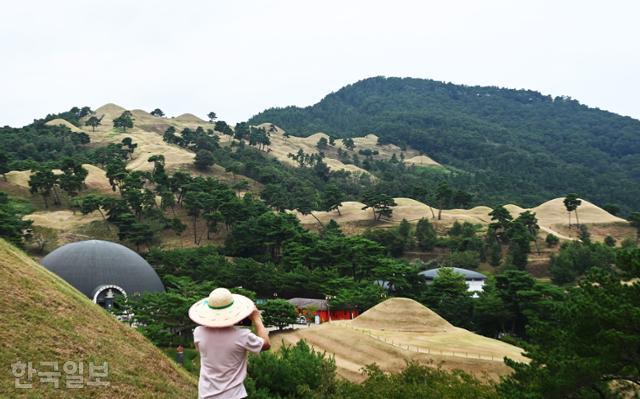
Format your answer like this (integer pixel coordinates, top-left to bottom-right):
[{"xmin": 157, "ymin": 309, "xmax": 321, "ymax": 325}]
[
  {"xmin": 273, "ymin": 298, "xmax": 526, "ymax": 383},
  {"xmin": 0, "ymin": 239, "xmax": 197, "ymax": 398}
]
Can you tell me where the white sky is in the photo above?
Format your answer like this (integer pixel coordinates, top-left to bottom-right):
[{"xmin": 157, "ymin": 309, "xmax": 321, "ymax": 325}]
[{"xmin": 1, "ymin": 0, "xmax": 639, "ymax": 127}]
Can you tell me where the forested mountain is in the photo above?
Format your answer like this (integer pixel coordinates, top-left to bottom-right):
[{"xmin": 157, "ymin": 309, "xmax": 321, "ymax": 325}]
[{"xmin": 250, "ymin": 77, "xmax": 640, "ymax": 212}]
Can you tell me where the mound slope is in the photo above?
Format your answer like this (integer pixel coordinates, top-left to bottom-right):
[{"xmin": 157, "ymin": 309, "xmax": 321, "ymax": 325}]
[
  {"xmin": 351, "ymin": 297, "xmax": 452, "ymax": 332},
  {"xmin": 252, "ymin": 123, "xmax": 435, "ymax": 174},
  {"xmin": 73, "ymin": 107, "xmax": 433, "ymax": 180},
  {"xmin": 532, "ymin": 197, "xmax": 625, "ymax": 225},
  {"xmin": 4, "ymin": 164, "xmax": 111, "ymax": 192},
  {"xmin": 174, "ymin": 113, "xmax": 206, "ymax": 123},
  {"xmin": 94, "ymin": 103, "xmax": 126, "ymax": 120},
  {"xmin": 404, "ymin": 155, "xmax": 440, "ymax": 167},
  {"xmin": 0, "ymin": 239, "xmax": 196, "ymax": 398},
  {"xmin": 295, "ymin": 197, "xmax": 630, "ymax": 241},
  {"xmin": 273, "ymin": 297, "xmax": 526, "ymax": 382},
  {"xmin": 24, "ymin": 210, "xmax": 103, "ymax": 230},
  {"xmin": 44, "ymin": 118, "xmax": 83, "ymax": 132}
]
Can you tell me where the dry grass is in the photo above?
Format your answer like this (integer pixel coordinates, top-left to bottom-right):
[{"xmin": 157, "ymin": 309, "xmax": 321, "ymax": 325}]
[
  {"xmin": 525, "ymin": 197, "xmax": 624, "ymax": 225},
  {"xmin": 549, "ymin": 222, "xmax": 636, "ymax": 243},
  {"xmin": 295, "ymin": 197, "xmax": 630, "ymax": 243},
  {"xmin": 351, "ymin": 298, "xmax": 452, "ymax": 333},
  {"xmin": 87, "ymin": 104, "xmax": 207, "ymax": 173},
  {"xmin": 0, "ymin": 239, "xmax": 197, "ymax": 398},
  {"xmin": 5, "ymin": 169, "xmax": 32, "ymax": 188},
  {"xmin": 174, "ymin": 113, "xmax": 207, "ymax": 124},
  {"xmin": 272, "ymin": 298, "xmax": 525, "ymax": 382},
  {"xmin": 5, "ymin": 164, "xmax": 112, "ymax": 193},
  {"xmin": 252, "ymin": 123, "xmax": 436, "ymax": 175},
  {"xmin": 81, "ymin": 164, "xmax": 112, "ymax": 192},
  {"xmin": 24, "ymin": 210, "xmax": 103, "ymax": 230},
  {"xmin": 44, "ymin": 118, "xmax": 83, "ymax": 132},
  {"xmin": 404, "ymin": 155, "xmax": 440, "ymax": 167},
  {"xmin": 41, "ymin": 106, "xmax": 431, "ymax": 183}
]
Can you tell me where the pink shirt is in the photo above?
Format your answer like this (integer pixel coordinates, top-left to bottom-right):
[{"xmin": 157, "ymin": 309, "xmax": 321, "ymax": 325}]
[{"xmin": 193, "ymin": 326, "xmax": 264, "ymax": 399}]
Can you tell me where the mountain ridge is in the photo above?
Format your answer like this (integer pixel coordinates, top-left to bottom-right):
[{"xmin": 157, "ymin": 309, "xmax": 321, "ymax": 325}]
[{"xmin": 249, "ymin": 76, "xmax": 640, "ymax": 211}]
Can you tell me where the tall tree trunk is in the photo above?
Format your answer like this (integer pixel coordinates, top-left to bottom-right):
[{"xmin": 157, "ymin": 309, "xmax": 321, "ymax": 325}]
[
  {"xmin": 429, "ymin": 206, "xmax": 435, "ymax": 219},
  {"xmin": 310, "ymin": 212, "xmax": 324, "ymax": 227},
  {"xmin": 336, "ymin": 207, "xmax": 341, "ymax": 216},
  {"xmin": 52, "ymin": 187, "xmax": 61, "ymax": 206},
  {"xmin": 97, "ymin": 209, "xmax": 112, "ymax": 232},
  {"xmin": 196, "ymin": 230, "xmax": 203, "ymax": 245},
  {"xmin": 568, "ymin": 211, "xmax": 572, "ymax": 229},
  {"xmin": 193, "ymin": 216, "xmax": 198, "ymax": 244},
  {"xmin": 437, "ymin": 208, "xmax": 442, "ymax": 220},
  {"xmin": 531, "ymin": 228, "xmax": 541, "ymax": 255},
  {"xmin": 575, "ymin": 209, "xmax": 580, "ymax": 228}
]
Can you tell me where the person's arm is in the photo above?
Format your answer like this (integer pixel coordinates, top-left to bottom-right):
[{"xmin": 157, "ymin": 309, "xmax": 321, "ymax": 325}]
[{"xmin": 250, "ymin": 307, "xmax": 271, "ymax": 351}]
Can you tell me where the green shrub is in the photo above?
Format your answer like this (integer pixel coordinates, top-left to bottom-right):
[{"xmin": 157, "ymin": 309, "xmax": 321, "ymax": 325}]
[
  {"xmin": 261, "ymin": 299, "xmax": 297, "ymax": 330},
  {"xmin": 247, "ymin": 344, "xmax": 495, "ymax": 399},
  {"xmin": 446, "ymin": 250, "xmax": 481, "ymax": 269},
  {"xmin": 545, "ymin": 233, "xmax": 560, "ymax": 247},
  {"xmin": 335, "ymin": 362, "xmax": 495, "ymax": 399},
  {"xmin": 604, "ymin": 235, "xmax": 616, "ymax": 247},
  {"xmin": 247, "ymin": 340, "xmax": 337, "ymax": 399}
]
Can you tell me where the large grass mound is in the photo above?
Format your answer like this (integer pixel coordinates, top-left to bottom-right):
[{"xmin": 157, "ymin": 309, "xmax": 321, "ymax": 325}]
[
  {"xmin": 295, "ymin": 197, "xmax": 633, "ymax": 243},
  {"xmin": 273, "ymin": 298, "xmax": 526, "ymax": 382},
  {"xmin": 351, "ymin": 297, "xmax": 453, "ymax": 332},
  {"xmin": 0, "ymin": 239, "xmax": 197, "ymax": 398},
  {"xmin": 5, "ymin": 164, "xmax": 111, "ymax": 192}
]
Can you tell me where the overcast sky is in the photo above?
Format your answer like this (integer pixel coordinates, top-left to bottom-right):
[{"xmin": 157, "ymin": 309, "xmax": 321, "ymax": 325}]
[{"xmin": 1, "ymin": 0, "xmax": 638, "ymax": 127}]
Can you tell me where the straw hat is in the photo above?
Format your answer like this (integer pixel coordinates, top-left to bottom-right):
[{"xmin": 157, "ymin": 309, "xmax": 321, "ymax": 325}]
[{"xmin": 189, "ymin": 288, "xmax": 255, "ymax": 328}]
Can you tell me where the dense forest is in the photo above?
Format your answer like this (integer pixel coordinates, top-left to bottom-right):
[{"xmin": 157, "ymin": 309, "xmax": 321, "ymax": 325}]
[{"xmin": 250, "ymin": 76, "xmax": 640, "ymax": 213}]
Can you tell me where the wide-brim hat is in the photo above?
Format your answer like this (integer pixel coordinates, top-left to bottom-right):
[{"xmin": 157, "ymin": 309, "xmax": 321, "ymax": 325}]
[{"xmin": 189, "ymin": 288, "xmax": 255, "ymax": 328}]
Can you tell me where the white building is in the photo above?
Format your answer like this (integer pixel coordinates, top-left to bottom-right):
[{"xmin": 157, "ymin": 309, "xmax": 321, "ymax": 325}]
[{"xmin": 419, "ymin": 267, "xmax": 487, "ymax": 295}]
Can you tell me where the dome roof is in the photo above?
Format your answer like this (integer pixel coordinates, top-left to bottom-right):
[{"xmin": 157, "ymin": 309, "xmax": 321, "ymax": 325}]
[
  {"xmin": 41, "ymin": 240, "xmax": 164, "ymax": 299},
  {"xmin": 419, "ymin": 267, "xmax": 486, "ymax": 280}
]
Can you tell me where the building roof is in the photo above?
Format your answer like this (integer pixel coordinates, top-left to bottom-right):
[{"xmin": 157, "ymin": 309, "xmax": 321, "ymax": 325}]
[
  {"xmin": 287, "ymin": 298, "xmax": 328, "ymax": 310},
  {"xmin": 419, "ymin": 267, "xmax": 487, "ymax": 280},
  {"xmin": 41, "ymin": 240, "xmax": 165, "ymax": 298}
]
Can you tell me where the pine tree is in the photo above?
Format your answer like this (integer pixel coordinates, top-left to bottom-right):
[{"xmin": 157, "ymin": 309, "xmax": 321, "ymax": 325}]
[{"xmin": 113, "ymin": 111, "xmax": 134, "ymax": 132}]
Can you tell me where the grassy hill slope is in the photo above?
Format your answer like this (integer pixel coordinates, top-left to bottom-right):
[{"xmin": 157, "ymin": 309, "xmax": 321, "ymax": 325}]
[
  {"xmin": 273, "ymin": 298, "xmax": 526, "ymax": 382},
  {"xmin": 249, "ymin": 76, "xmax": 640, "ymax": 211},
  {"xmin": 0, "ymin": 239, "xmax": 197, "ymax": 398},
  {"xmin": 295, "ymin": 196, "xmax": 633, "ymax": 241}
]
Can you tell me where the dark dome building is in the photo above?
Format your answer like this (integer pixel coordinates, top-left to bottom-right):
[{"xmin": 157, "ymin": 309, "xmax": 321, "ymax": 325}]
[{"xmin": 41, "ymin": 240, "xmax": 164, "ymax": 307}]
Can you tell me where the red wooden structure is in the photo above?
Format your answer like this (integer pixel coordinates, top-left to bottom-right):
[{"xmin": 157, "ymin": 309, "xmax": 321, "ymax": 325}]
[
  {"xmin": 315, "ymin": 309, "xmax": 359, "ymax": 323},
  {"xmin": 288, "ymin": 298, "xmax": 359, "ymax": 323}
]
